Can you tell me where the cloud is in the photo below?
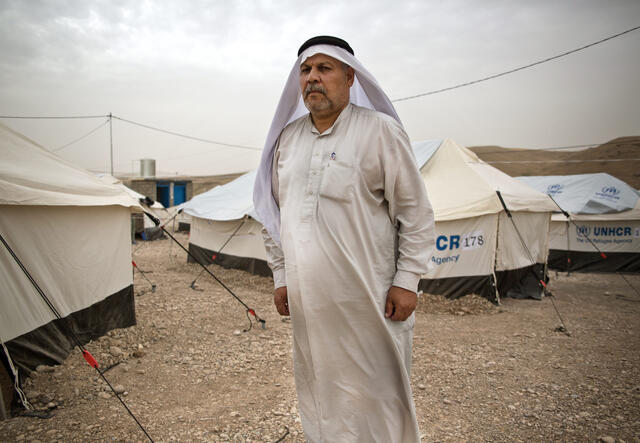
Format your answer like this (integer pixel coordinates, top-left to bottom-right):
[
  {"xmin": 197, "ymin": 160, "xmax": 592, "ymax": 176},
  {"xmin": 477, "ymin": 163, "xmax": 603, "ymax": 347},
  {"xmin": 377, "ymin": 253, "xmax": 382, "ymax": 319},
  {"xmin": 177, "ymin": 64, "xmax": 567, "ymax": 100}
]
[{"xmin": 0, "ymin": 0, "xmax": 639, "ymax": 175}]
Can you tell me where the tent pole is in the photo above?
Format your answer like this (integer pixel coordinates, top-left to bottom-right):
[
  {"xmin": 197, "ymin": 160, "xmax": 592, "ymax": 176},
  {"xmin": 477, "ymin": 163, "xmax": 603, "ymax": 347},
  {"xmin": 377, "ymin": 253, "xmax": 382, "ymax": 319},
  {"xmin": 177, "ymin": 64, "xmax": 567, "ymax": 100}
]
[{"xmin": 109, "ymin": 112, "xmax": 114, "ymax": 176}]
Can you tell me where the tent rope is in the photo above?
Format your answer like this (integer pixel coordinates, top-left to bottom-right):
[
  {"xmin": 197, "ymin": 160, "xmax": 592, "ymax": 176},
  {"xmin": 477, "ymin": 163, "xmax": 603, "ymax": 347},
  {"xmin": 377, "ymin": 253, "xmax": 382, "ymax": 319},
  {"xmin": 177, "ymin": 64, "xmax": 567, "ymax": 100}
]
[
  {"xmin": 143, "ymin": 211, "xmax": 266, "ymax": 330},
  {"xmin": 190, "ymin": 215, "xmax": 248, "ymax": 290},
  {"xmin": 1, "ymin": 341, "xmax": 33, "ymax": 411},
  {"xmin": 132, "ymin": 260, "xmax": 157, "ymax": 294},
  {"xmin": 0, "ymin": 231, "xmax": 154, "ymax": 442},
  {"xmin": 495, "ymin": 191, "xmax": 570, "ymax": 335}
]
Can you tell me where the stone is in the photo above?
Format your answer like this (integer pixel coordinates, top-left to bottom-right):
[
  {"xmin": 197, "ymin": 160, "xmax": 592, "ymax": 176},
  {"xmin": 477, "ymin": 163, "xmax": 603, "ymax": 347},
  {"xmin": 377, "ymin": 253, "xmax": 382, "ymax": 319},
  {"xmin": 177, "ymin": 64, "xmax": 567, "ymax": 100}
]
[
  {"xmin": 598, "ymin": 437, "xmax": 615, "ymax": 443},
  {"xmin": 36, "ymin": 364, "xmax": 55, "ymax": 373},
  {"xmin": 26, "ymin": 390, "xmax": 41, "ymax": 401},
  {"xmin": 40, "ymin": 393, "xmax": 54, "ymax": 403},
  {"xmin": 113, "ymin": 385, "xmax": 126, "ymax": 395},
  {"xmin": 109, "ymin": 346, "xmax": 123, "ymax": 357},
  {"xmin": 233, "ymin": 330, "xmax": 242, "ymax": 336}
]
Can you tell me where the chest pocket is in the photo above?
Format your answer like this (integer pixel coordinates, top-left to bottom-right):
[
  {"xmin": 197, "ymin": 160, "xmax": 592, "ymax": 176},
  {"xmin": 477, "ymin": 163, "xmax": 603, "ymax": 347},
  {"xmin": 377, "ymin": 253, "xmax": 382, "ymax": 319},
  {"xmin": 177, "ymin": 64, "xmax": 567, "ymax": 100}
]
[{"xmin": 318, "ymin": 161, "xmax": 355, "ymax": 203}]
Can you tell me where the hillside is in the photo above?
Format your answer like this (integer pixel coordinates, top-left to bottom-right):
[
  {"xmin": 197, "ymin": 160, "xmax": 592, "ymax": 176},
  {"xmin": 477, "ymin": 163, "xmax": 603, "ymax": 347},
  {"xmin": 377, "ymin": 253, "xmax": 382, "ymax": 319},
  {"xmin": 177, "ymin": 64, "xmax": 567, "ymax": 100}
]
[
  {"xmin": 470, "ymin": 136, "xmax": 640, "ymax": 188},
  {"xmin": 186, "ymin": 136, "xmax": 640, "ymax": 199}
]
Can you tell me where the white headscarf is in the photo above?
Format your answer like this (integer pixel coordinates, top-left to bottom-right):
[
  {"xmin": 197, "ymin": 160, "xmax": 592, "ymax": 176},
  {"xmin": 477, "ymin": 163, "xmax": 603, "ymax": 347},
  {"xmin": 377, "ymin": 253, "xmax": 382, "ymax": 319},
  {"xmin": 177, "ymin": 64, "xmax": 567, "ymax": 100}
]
[{"xmin": 253, "ymin": 43, "xmax": 402, "ymax": 244}]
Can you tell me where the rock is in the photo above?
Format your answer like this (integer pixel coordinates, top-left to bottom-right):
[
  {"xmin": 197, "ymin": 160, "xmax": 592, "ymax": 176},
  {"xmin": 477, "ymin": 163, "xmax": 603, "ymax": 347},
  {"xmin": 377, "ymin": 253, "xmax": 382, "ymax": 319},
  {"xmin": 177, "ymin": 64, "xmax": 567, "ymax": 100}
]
[
  {"xmin": 113, "ymin": 385, "xmax": 126, "ymax": 394},
  {"xmin": 132, "ymin": 350, "xmax": 146, "ymax": 358},
  {"xmin": 36, "ymin": 364, "xmax": 55, "ymax": 373},
  {"xmin": 598, "ymin": 437, "xmax": 615, "ymax": 443},
  {"xmin": 47, "ymin": 402, "xmax": 57, "ymax": 409},
  {"xmin": 98, "ymin": 392, "xmax": 111, "ymax": 399},
  {"xmin": 233, "ymin": 330, "xmax": 242, "ymax": 336},
  {"xmin": 230, "ymin": 411, "xmax": 241, "ymax": 417},
  {"xmin": 418, "ymin": 384, "xmax": 426, "ymax": 390},
  {"xmin": 40, "ymin": 393, "xmax": 54, "ymax": 403},
  {"xmin": 109, "ymin": 346, "xmax": 123, "ymax": 357},
  {"xmin": 26, "ymin": 390, "xmax": 41, "ymax": 401},
  {"xmin": 443, "ymin": 398, "xmax": 452, "ymax": 405}
]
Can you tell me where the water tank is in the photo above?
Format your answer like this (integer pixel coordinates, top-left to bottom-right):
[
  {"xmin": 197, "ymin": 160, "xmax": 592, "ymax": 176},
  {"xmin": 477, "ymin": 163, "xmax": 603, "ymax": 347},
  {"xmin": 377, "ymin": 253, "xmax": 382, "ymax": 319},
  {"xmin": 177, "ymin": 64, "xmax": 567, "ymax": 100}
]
[{"xmin": 140, "ymin": 158, "xmax": 156, "ymax": 178}]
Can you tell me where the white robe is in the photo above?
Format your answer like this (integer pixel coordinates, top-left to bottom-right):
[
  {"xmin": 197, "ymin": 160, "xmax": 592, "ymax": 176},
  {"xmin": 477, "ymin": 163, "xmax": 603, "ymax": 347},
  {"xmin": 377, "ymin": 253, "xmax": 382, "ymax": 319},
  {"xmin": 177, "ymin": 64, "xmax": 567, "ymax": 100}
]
[{"xmin": 263, "ymin": 103, "xmax": 435, "ymax": 442}]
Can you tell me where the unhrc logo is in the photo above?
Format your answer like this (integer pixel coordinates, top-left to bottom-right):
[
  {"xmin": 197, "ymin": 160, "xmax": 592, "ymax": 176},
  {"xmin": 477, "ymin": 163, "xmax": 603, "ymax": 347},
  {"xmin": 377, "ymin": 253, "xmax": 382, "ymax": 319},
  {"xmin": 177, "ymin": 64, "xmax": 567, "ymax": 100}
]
[
  {"xmin": 575, "ymin": 225, "xmax": 591, "ymax": 237},
  {"xmin": 546, "ymin": 184, "xmax": 563, "ymax": 195},
  {"xmin": 601, "ymin": 186, "xmax": 620, "ymax": 196}
]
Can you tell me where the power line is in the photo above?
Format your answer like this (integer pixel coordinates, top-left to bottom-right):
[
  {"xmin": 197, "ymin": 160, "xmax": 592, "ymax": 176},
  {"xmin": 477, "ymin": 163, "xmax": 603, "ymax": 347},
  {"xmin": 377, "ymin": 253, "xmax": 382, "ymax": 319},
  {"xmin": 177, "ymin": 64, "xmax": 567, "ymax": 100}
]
[
  {"xmin": 0, "ymin": 113, "xmax": 262, "ymax": 151},
  {"xmin": 52, "ymin": 119, "xmax": 110, "ymax": 152},
  {"xmin": 0, "ymin": 115, "xmax": 109, "ymax": 119},
  {"xmin": 392, "ymin": 24, "xmax": 640, "ymax": 103},
  {"xmin": 111, "ymin": 115, "xmax": 262, "ymax": 151}
]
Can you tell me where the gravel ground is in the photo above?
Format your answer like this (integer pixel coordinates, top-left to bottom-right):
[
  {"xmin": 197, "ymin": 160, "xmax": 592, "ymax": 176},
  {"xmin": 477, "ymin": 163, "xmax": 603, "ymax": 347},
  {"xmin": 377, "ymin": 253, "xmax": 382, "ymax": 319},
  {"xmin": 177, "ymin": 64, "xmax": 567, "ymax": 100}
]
[{"xmin": 1, "ymin": 231, "xmax": 639, "ymax": 442}]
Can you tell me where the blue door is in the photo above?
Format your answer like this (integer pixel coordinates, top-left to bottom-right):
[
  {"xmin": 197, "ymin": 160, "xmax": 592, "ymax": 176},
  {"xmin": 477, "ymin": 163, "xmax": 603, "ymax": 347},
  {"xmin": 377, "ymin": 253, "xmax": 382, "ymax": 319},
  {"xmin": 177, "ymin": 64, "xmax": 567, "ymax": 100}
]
[
  {"xmin": 173, "ymin": 182, "xmax": 186, "ymax": 206},
  {"xmin": 157, "ymin": 182, "xmax": 170, "ymax": 208}
]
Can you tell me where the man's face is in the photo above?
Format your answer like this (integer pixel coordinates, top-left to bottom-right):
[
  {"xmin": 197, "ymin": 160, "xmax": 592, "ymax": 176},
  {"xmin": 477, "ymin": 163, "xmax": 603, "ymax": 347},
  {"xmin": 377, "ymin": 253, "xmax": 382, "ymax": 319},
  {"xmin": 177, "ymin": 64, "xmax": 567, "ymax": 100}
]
[{"xmin": 299, "ymin": 53, "xmax": 354, "ymax": 118}]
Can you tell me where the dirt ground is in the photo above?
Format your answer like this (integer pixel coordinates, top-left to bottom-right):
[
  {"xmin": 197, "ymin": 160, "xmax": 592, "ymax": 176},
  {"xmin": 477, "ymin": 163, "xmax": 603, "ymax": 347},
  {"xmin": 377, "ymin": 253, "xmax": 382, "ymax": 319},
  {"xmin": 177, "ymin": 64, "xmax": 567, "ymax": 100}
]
[{"xmin": 1, "ymin": 231, "xmax": 639, "ymax": 442}]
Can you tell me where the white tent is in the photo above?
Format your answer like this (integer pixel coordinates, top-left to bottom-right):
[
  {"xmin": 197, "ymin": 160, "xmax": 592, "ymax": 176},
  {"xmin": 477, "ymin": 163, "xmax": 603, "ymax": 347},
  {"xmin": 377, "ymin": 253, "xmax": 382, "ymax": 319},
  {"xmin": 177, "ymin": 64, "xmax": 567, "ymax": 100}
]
[
  {"xmin": 415, "ymin": 139, "xmax": 557, "ymax": 300},
  {"xmin": 97, "ymin": 174, "xmax": 170, "ymax": 238},
  {"xmin": 181, "ymin": 170, "xmax": 270, "ymax": 276},
  {"xmin": 516, "ymin": 173, "xmax": 640, "ymax": 273},
  {"xmin": 182, "ymin": 138, "xmax": 557, "ymax": 301},
  {"xmin": 0, "ymin": 123, "xmax": 139, "ymax": 403}
]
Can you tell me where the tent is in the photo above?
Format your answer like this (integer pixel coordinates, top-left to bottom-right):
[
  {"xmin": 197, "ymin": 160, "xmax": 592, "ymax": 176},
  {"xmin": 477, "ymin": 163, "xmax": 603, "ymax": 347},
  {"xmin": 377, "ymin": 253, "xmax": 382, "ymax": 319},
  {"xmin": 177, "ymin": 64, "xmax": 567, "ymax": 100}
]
[
  {"xmin": 97, "ymin": 174, "xmax": 169, "ymax": 240},
  {"xmin": 182, "ymin": 138, "xmax": 557, "ymax": 302},
  {"xmin": 0, "ymin": 123, "xmax": 139, "ymax": 410},
  {"xmin": 182, "ymin": 170, "xmax": 270, "ymax": 276},
  {"xmin": 516, "ymin": 173, "xmax": 640, "ymax": 273},
  {"xmin": 415, "ymin": 139, "xmax": 557, "ymax": 301}
]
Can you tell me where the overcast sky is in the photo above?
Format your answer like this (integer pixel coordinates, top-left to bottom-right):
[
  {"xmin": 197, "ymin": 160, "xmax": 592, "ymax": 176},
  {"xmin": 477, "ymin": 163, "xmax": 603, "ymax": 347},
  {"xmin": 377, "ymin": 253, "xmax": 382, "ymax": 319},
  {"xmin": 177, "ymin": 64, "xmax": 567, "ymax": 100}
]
[{"xmin": 1, "ymin": 0, "xmax": 639, "ymax": 176}]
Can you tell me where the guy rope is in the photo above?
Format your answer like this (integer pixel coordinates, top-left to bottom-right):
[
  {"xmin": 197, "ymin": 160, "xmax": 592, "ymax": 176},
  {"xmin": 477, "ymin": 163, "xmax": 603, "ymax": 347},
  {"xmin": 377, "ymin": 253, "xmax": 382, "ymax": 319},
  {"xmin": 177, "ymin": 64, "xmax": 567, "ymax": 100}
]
[{"xmin": 495, "ymin": 190, "xmax": 571, "ymax": 335}]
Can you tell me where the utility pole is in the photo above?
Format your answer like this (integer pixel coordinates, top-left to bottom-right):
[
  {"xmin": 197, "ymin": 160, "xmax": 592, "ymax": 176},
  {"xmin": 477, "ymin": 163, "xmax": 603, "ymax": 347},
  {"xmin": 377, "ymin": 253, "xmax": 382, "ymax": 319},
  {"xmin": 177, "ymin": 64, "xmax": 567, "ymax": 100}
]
[{"xmin": 109, "ymin": 112, "xmax": 114, "ymax": 176}]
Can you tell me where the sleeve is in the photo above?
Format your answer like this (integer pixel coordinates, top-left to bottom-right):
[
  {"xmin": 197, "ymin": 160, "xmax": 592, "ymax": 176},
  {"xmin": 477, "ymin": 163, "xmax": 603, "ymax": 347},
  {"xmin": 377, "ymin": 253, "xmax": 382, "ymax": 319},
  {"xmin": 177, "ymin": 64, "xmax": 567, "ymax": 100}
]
[
  {"xmin": 381, "ymin": 121, "xmax": 436, "ymax": 292},
  {"xmin": 261, "ymin": 143, "xmax": 286, "ymax": 289},
  {"xmin": 262, "ymin": 227, "xmax": 287, "ymax": 289}
]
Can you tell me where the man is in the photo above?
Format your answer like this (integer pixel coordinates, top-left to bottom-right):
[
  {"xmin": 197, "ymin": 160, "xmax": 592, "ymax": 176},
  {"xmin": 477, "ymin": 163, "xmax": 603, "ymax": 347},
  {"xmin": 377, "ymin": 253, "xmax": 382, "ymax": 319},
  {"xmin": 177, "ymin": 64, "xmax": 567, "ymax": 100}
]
[{"xmin": 253, "ymin": 36, "xmax": 435, "ymax": 442}]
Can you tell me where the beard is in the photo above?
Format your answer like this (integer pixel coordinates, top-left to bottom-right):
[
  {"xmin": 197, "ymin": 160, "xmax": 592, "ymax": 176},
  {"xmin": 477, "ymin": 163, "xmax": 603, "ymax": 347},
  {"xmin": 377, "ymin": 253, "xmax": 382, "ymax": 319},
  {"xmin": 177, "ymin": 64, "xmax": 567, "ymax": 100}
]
[{"xmin": 303, "ymin": 84, "xmax": 335, "ymax": 114}]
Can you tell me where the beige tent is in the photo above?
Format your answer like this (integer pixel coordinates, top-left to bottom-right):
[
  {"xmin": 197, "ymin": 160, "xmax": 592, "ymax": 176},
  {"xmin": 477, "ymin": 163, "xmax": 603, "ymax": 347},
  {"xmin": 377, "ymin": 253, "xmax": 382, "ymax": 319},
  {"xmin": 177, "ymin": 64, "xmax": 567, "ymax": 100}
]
[
  {"xmin": 415, "ymin": 139, "xmax": 557, "ymax": 300},
  {"xmin": 0, "ymin": 123, "xmax": 139, "ymax": 412},
  {"xmin": 97, "ymin": 174, "xmax": 170, "ymax": 239}
]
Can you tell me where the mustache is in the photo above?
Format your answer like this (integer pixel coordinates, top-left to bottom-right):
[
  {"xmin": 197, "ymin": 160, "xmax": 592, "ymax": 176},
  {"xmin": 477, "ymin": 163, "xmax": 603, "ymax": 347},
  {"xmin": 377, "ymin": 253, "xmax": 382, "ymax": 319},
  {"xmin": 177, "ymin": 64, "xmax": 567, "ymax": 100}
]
[{"xmin": 304, "ymin": 84, "xmax": 326, "ymax": 98}]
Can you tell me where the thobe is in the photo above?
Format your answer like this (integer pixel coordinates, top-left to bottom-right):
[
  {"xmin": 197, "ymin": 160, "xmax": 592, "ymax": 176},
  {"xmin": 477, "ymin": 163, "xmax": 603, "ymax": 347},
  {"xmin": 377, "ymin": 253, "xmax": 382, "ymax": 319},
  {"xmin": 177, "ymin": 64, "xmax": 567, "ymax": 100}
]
[{"xmin": 263, "ymin": 103, "xmax": 435, "ymax": 442}]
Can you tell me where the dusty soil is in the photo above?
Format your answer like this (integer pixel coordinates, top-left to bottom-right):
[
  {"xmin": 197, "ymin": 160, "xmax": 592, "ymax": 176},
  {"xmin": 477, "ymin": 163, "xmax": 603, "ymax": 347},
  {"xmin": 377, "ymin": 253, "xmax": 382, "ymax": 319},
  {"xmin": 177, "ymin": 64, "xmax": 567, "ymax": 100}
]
[{"xmin": 1, "ymin": 232, "xmax": 639, "ymax": 442}]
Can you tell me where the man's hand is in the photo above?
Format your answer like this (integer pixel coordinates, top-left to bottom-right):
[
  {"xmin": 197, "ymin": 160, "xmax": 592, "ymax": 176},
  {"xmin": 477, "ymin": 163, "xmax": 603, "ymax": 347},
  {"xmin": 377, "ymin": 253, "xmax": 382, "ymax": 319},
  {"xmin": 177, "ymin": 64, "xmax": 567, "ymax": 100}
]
[
  {"xmin": 384, "ymin": 286, "xmax": 417, "ymax": 321},
  {"xmin": 274, "ymin": 286, "xmax": 289, "ymax": 316}
]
